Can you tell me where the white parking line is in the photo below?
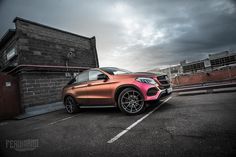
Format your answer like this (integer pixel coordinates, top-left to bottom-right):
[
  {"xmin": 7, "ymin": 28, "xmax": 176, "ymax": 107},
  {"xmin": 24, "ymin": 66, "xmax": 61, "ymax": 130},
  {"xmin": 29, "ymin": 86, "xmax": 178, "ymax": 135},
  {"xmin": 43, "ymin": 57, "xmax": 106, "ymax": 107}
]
[
  {"xmin": 107, "ymin": 97, "xmax": 172, "ymax": 144},
  {"xmin": 33, "ymin": 115, "xmax": 79, "ymax": 130},
  {"xmin": 47, "ymin": 115, "xmax": 78, "ymax": 125}
]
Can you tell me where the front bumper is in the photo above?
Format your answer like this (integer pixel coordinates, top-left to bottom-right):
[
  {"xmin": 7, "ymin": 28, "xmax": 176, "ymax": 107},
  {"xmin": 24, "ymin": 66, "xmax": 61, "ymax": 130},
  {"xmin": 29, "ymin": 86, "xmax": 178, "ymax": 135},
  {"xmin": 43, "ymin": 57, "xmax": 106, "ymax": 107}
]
[
  {"xmin": 145, "ymin": 86, "xmax": 172, "ymax": 101},
  {"xmin": 133, "ymin": 81, "xmax": 172, "ymax": 101},
  {"xmin": 157, "ymin": 87, "xmax": 172, "ymax": 100}
]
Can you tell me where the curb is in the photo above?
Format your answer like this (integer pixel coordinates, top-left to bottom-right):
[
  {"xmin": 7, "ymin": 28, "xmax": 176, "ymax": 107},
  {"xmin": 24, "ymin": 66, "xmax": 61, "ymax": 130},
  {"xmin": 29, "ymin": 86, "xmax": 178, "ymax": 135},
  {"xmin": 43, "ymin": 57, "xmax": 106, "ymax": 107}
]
[
  {"xmin": 176, "ymin": 87, "xmax": 236, "ymax": 96},
  {"xmin": 15, "ymin": 102, "xmax": 64, "ymax": 120}
]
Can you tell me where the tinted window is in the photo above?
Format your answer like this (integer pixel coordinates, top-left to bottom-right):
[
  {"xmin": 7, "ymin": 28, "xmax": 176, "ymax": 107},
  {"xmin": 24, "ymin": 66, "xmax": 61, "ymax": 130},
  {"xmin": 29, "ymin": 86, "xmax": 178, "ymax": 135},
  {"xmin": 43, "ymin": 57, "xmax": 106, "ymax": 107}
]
[
  {"xmin": 76, "ymin": 71, "xmax": 89, "ymax": 83},
  {"xmin": 89, "ymin": 70, "xmax": 104, "ymax": 81}
]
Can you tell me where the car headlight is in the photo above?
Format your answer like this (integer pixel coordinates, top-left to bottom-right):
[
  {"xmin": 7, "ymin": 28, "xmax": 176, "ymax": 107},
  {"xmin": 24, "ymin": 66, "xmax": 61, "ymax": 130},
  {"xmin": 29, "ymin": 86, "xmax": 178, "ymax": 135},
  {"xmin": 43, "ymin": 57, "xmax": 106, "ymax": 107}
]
[{"xmin": 136, "ymin": 77, "xmax": 157, "ymax": 85}]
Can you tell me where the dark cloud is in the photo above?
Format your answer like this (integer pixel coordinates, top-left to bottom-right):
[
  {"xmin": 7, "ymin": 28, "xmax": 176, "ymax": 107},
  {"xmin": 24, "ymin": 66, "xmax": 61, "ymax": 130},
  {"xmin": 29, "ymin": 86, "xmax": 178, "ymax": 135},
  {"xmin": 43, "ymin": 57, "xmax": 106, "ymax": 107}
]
[{"xmin": 0, "ymin": 0, "xmax": 236, "ymax": 71}]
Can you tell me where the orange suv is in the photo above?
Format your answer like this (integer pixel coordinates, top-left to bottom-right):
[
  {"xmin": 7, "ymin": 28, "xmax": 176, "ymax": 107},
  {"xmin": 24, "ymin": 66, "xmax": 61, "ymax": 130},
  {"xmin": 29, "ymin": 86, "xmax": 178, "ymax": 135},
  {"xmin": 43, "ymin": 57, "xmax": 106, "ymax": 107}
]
[{"xmin": 62, "ymin": 67, "xmax": 172, "ymax": 115}]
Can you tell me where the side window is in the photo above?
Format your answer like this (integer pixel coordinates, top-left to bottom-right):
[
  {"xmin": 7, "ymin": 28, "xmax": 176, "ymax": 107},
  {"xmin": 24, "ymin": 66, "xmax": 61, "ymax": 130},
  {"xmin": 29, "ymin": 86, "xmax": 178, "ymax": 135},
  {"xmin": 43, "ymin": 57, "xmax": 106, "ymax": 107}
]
[
  {"xmin": 89, "ymin": 70, "xmax": 103, "ymax": 81},
  {"xmin": 76, "ymin": 71, "xmax": 89, "ymax": 83}
]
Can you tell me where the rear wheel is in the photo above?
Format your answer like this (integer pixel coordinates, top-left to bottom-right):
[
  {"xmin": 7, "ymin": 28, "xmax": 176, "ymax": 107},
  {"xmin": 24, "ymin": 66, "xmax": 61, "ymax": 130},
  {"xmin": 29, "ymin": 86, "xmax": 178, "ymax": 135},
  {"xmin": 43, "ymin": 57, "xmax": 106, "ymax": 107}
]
[
  {"xmin": 64, "ymin": 96, "xmax": 79, "ymax": 114},
  {"xmin": 118, "ymin": 88, "xmax": 146, "ymax": 115}
]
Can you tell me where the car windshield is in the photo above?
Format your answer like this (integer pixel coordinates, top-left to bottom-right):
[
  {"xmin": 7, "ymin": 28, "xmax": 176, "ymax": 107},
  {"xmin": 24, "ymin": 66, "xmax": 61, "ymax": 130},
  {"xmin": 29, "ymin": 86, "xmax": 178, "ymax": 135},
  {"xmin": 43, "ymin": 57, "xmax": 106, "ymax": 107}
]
[{"xmin": 100, "ymin": 67, "xmax": 132, "ymax": 75}]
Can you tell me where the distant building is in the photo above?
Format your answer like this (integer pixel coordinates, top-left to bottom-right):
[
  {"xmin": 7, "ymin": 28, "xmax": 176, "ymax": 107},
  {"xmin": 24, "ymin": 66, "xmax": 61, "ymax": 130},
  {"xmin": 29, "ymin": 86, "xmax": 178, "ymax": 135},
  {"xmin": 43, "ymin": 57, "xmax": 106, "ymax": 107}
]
[
  {"xmin": 209, "ymin": 51, "xmax": 236, "ymax": 68},
  {"xmin": 148, "ymin": 50, "xmax": 236, "ymax": 77},
  {"xmin": 181, "ymin": 59, "xmax": 207, "ymax": 73},
  {"xmin": 148, "ymin": 64, "xmax": 182, "ymax": 79},
  {"xmin": 181, "ymin": 51, "xmax": 236, "ymax": 73}
]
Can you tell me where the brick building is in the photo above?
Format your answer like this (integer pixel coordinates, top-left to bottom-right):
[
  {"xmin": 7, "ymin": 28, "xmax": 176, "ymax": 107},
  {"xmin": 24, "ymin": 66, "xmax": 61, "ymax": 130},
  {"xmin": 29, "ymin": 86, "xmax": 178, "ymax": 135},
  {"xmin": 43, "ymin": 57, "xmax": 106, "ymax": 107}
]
[{"xmin": 0, "ymin": 17, "xmax": 99, "ymax": 117}]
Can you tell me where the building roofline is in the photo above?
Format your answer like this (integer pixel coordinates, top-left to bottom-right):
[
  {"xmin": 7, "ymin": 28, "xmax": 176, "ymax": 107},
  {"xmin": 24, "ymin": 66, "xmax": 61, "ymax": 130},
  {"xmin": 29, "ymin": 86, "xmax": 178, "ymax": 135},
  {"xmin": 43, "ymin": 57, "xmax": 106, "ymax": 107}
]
[
  {"xmin": 182, "ymin": 58, "xmax": 209, "ymax": 66},
  {"xmin": 13, "ymin": 17, "xmax": 92, "ymax": 40}
]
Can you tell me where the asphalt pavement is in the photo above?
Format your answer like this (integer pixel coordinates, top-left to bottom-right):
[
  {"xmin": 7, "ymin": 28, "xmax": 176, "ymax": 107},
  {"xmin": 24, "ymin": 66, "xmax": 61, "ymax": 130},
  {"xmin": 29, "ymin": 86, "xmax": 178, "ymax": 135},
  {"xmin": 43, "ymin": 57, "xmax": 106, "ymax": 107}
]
[{"xmin": 0, "ymin": 92, "xmax": 236, "ymax": 157}]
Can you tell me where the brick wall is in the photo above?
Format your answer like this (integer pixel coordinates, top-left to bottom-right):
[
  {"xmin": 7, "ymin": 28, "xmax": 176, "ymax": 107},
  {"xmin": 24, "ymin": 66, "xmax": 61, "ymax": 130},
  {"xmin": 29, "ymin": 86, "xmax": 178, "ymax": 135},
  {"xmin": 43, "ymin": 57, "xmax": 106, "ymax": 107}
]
[
  {"xmin": 172, "ymin": 68, "xmax": 236, "ymax": 86},
  {"xmin": 14, "ymin": 18, "xmax": 98, "ymax": 68},
  {"xmin": 18, "ymin": 72, "xmax": 71, "ymax": 108}
]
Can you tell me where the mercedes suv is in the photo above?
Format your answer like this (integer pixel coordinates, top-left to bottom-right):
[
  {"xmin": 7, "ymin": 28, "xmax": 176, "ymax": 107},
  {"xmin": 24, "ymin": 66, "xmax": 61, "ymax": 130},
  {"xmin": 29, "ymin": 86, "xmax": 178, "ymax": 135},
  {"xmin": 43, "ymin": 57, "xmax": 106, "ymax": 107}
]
[{"xmin": 62, "ymin": 67, "xmax": 172, "ymax": 115}]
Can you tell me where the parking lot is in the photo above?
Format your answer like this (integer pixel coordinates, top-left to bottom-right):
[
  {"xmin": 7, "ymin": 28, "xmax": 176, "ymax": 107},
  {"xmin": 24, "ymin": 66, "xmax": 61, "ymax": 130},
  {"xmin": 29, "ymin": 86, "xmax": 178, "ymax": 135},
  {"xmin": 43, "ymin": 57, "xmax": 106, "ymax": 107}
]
[{"xmin": 0, "ymin": 92, "xmax": 236, "ymax": 157}]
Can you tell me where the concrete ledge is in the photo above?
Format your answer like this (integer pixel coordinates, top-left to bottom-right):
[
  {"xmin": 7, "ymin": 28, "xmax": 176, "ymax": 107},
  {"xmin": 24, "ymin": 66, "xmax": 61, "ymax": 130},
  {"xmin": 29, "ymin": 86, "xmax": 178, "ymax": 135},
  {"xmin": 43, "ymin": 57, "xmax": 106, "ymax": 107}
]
[
  {"xmin": 177, "ymin": 87, "xmax": 236, "ymax": 96},
  {"xmin": 177, "ymin": 90, "xmax": 207, "ymax": 96},
  {"xmin": 213, "ymin": 87, "xmax": 236, "ymax": 93},
  {"xmin": 15, "ymin": 102, "xmax": 64, "ymax": 120},
  {"xmin": 173, "ymin": 82, "xmax": 236, "ymax": 93}
]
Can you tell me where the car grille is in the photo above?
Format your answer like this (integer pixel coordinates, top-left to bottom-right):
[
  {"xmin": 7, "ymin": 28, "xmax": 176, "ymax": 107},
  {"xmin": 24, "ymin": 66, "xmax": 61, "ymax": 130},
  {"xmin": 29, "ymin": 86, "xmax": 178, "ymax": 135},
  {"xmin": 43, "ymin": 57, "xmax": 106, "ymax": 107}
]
[
  {"xmin": 159, "ymin": 84, "xmax": 170, "ymax": 90},
  {"xmin": 159, "ymin": 80, "xmax": 169, "ymax": 84},
  {"xmin": 157, "ymin": 75, "xmax": 170, "ymax": 89},
  {"xmin": 157, "ymin": 75, "xmax": 166, "ymax": 80}
]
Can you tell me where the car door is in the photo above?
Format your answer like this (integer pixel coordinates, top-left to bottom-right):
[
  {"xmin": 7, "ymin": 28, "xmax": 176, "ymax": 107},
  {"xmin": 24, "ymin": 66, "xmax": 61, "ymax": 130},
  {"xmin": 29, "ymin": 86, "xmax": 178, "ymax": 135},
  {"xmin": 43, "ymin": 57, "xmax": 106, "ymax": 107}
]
[
  {"xmin": 72, "ymin": 71, "xmax": 89, "ymax": 105},
  {"xmin": 86, "ymin": 70, "xmax": 113, "ymax": 105}
]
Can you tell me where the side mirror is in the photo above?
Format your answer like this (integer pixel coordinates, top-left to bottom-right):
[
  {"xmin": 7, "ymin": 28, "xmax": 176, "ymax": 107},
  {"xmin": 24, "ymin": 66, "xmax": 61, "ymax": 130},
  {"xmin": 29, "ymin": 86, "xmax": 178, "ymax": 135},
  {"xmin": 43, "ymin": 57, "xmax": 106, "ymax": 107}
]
[
  {"xmin": 97, "ymin": 74, "xmax": 108, "ymax": 80},
  {"xmin": 67, "ymin": 77, "xmax": 76, "ymax": 85}
]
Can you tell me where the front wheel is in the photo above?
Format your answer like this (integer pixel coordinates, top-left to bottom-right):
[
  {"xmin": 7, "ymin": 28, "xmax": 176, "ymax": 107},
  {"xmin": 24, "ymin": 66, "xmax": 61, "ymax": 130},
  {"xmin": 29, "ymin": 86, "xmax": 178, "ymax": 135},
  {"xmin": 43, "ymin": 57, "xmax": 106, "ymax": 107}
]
[
  {"xmin": 118, "ymin": 88, "xmax": 146, "ymax": 115},
  {"xmin": 64, "ymin": 96, "xmax": 79, "ymax": 114}
]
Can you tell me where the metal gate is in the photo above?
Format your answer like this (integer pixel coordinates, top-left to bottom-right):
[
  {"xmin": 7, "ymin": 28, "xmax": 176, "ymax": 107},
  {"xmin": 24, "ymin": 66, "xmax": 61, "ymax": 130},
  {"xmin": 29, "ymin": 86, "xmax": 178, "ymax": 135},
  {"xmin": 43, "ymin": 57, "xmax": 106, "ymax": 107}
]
[{"xmin": 0, "ymin": 73, "xmax": 21, "ymax": 119}]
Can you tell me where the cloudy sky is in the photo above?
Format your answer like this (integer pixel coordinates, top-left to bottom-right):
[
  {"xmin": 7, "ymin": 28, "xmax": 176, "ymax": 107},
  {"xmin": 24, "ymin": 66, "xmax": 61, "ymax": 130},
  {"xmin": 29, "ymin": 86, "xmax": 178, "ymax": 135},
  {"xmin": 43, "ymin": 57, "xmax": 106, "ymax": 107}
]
[{"xmin": 0, "ymin": 0, "xmax": 236, "ymax": 71}]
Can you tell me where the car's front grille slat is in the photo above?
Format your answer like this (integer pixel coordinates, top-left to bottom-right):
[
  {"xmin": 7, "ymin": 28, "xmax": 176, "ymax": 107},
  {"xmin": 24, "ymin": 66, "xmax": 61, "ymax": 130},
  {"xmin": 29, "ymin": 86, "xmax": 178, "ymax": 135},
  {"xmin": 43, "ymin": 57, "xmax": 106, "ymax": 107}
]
[{"xmin": 157, "ymin": 75, "xmax": 170, "ymax": 89}]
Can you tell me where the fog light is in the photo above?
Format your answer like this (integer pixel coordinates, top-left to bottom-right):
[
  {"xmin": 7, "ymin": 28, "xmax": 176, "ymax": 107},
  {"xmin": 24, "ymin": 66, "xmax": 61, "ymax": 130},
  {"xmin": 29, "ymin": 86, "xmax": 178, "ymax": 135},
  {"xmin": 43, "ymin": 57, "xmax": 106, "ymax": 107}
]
[{"xmin": 147, "ymin": 87, "xmax": 158, "ymax": 96}]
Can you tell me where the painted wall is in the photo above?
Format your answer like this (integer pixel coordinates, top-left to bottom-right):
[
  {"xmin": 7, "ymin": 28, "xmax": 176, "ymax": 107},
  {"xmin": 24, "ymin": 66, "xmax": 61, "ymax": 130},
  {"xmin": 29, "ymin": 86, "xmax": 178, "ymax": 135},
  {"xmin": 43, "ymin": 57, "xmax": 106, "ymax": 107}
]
[{"xmin": 172, "ymin": 67, "xmax": 236, "ymax": 86}]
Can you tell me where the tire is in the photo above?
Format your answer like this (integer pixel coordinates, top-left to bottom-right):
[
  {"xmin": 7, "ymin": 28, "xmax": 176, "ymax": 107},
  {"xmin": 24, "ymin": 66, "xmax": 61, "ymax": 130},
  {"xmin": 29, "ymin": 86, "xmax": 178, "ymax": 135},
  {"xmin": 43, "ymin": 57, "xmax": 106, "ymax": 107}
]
[
  {"xmin": 64, "ymin": 96, "xmax": 79, "ymax": 114},
  {"xmin": 118, "ymin": 88, "xmax": 146, "ymax": 115}
]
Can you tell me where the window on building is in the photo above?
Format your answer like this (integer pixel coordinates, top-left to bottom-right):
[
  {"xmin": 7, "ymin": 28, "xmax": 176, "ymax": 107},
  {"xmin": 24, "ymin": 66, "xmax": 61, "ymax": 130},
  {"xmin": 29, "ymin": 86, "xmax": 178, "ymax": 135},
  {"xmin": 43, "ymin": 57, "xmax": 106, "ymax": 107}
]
[{"xmin": 6, "ymin": 47, "xmax": 17, "ymax": 61}]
